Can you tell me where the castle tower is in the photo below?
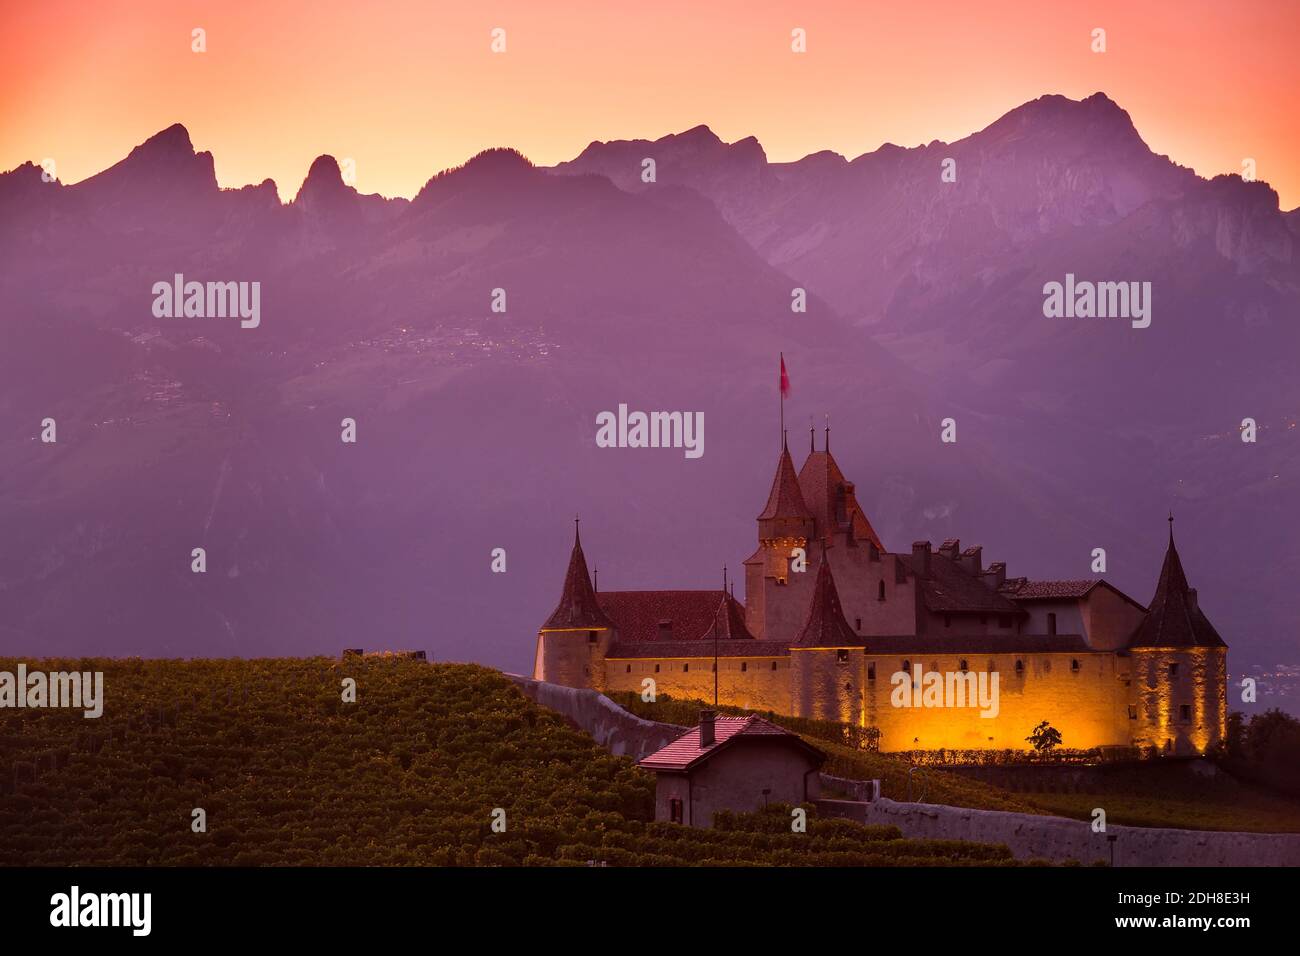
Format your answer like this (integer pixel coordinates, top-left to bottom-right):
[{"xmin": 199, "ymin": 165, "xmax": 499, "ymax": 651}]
[
  {"xmin": 744, "ymin": 437, "xmax": 815, "ymax": 639},
  {"xmin": 1128, "ymin": 518, "xmax": 1228, "ymax": 756},
  {"xmin": 534, "ymin": 521, "xmax": 613, "ymax": 690},
  {"xmin": 790, "ymin": 552, "xmax": 867, "ymax": 724}
]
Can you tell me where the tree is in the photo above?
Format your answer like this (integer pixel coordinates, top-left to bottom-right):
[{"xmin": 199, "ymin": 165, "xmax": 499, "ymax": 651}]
[{"xmin": 1026, "ymin": 721, "xmax": 1062, "ymax": 753}]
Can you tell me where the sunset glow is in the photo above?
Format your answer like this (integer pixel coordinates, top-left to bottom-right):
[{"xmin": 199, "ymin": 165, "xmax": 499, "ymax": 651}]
[{"xmin": 3, "ymin": 0, "xmax": 1298, "ymax": 205}]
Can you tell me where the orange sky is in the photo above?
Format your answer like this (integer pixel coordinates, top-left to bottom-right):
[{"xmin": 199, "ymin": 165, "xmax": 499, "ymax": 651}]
[{"xmin": 2, "ymin": 0, "xmax": 1298, "ymax": 207}]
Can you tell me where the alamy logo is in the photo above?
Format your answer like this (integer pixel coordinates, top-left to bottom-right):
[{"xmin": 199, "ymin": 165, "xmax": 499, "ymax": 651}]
[
  {"xmin": 0, "ymin": 665, "xmax": 103, "ymax": 718},
  {"xmin": 890, "ymin": 664, "xmax": 1000, "ymax": 718},
  {"xmin": 151, "ymin": 273, "xmax": 261, "ymax": 328},
  {"xmin": 1042, "ymin": 273, "xmax": 1151, "ymax": 328},
  {"xmin": 595, "ymin": 404, "xmax": 704, "ymax": 459},
  {"xmin": 50, "ymin": 886, "xmax": 151, "ymax": 936}
]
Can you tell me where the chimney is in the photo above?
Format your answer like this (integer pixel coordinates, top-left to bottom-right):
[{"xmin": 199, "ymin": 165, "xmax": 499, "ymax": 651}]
[
  {"xmin": 982, "ymin": 562, "xmax": 1006, "ymax": 590},
  {"xmin": 911, "ymin": 541, "xmax": 931, "ymax": 574},
  {"xmin": 938, "ymin": 538, "xmax": 960, "ymax": 560},
  {"xmin": 698, "ymin": 710, "xmax": 716, "ymax": 747},
  {"xmin": 961, "ymin": 546, "xmax": 982, "ymax": 575}
]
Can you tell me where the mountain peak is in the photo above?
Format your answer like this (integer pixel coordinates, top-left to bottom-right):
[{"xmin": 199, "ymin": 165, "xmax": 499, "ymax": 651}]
[
  {"xmin": 134, "ymin": 123, "xmax": 196, "ymax": 158},
  {"xmin": 672, "ymin": 124, "xmax": 723, "ymax": 146}
]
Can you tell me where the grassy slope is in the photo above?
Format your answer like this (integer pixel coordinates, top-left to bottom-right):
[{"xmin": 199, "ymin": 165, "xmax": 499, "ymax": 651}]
[
  {"xmin": 607, "ymin": 692, "xmax": 1300, "ymax": 833},
  {"xmin": 0, "ymin": 658, "xmax": 1014, "ymax": 866}
]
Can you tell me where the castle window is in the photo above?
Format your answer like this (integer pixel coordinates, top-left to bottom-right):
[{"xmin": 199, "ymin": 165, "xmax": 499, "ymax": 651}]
[
  {"xmin": 1169, "ymin": 662, "xmax": 1179, "ymax": 677},
  {"xmin": 998, "ymin": 615, "xmax": 1012, "ymax": 628},
  {"xmin": 878, "ymin": 581, "xmax": 886, "ymax": 602},
  {"xmin": 901, "ymin": 659, "xmax": 911, "ymax": 675},
  {"xmin": 867, "ymin": 663, "xmax": 876, "ymax": 680},
  {"xmin": 588, "ymin": 631, "xmax": 598, "ymax": 644},
  {"xmin": 683, "ymin": 663, "xmax": 689, "ymax": 673},
  {"xmin": 1047, "ymin": 613, "xmax": 1057, "ymax": 636},
  {"xmin": 626, "ymin": 665, "xmax": 631, "ymax": 673},
  {"xmin": 958, "ymin": 659, "xmax": 968, "ymax": 672},
  {"xmin": 669, "ymin": 798, "xmax": 684, "ymax": 824},
  {"xmin": 836, "ymin": 649, "xmax": 850, "ymax": 665},
  {"xmin": 1014, "ymin": 659, "xmax": 1024, "ymax": 675},
  {"xmin": 655, "ymin": 663, "xmax": 660, "ymax": 673},
  {"xmin": 1179, "ymin": 704, "xmax": 1191, "ymax": 722},
  {"xmin": 844, "ymin": 682, "xmax": 852, "ymax": 693},
  {"xmin": 855, "ymin": 617, "xmax": 862, "ymax": 631},
  {"xmin": 741, "ymin": 662, "xmax": 748, "ymax": 672},
  {"xmin": 771, "ymin": 661, "xmax": 777, "ymax": 671},
  {"xmin": 1071, "ymin": 659, "xmax": 1080, "ymax": 672}
]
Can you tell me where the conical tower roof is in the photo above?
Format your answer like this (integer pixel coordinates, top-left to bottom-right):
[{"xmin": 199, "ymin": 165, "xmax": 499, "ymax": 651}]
[
  {"xmin": 541, "ymin": 522, "xmax": 612, "ymax": 630},
  {"xmin": 758, "ymin": 440, "xmax": 813, "ymax": 524},
  {"xmin": 794, "ymin": 551, "xmax": 863, "ymax": 647},
  {"xmin": 1129, "ymin": 520, "xmax": 1225, "ymax": 649}
]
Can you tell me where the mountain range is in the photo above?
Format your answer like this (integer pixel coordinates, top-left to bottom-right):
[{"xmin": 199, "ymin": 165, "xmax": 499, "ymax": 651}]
[{"xmin": 1, "ymin": 92, "xmax": 1296, "ymax": 695}]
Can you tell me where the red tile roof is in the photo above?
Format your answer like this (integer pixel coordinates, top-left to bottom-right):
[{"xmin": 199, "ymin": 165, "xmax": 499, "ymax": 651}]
[
  {"xmin": 596, "ymin": 590, "xmax": 753, "ymax": 643},
  {"xmin": 606, "ymin": 639, "xmax": 790, "ymax": 659},
  {"xmin": 638, "ymin": 715, "xmax": 825, "ymax": 772},
  {"xmin": 1001, "ymin": 579, "xmax": 1099, "ymax": 600}
]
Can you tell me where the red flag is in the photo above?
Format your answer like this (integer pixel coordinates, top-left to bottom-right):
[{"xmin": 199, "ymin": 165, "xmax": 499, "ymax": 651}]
[{"xmin": 779, "ymin": 354, "xmax": 790, "ymax": 397}]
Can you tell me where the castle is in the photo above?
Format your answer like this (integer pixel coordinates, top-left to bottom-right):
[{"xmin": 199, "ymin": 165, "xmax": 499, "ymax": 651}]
[{"xmin": 534, "ymin": 432, "xmax": 1228, "ymax": 756}]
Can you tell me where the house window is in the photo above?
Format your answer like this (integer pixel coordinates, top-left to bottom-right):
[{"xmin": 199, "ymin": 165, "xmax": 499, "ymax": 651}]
[
  {"xmin": 741, "ymin": 661, "xmax": 748, "ymax": 672},
  {"xmin": 1169, "ymin": 662, "xmax": 1179, "ymax": 677},
  {"xmin": 855, "ymin": 617, "xmax": 862, "ymax": 631},
  {"xmin": 958, "ymin": 659, "xmax": 968, "ymax": 672},
  {"xmin": 1071, "ymin": 659, "xmax": 1080, "ymax": 672},
  {"xmin": 867, "ymin": 662, "xmax": 876, "ymax": 680},
  {"xmin": 998, "ymin": 615, "xmax": 1012, "ymax": 628},
  {"xmin": 1014, "ymin": 659, "xmax": 1024, "ymax": 675},
  {"xmin": 878, "ymin": 581, "xmax": 886, "ymax": 601},
  {"xmin": 1180, "ymin": 704, "xmax": 1191, "ymax": 722},
  {"xmin": 588, "ymin": 630, "xmax": 598, "ymax": 644},
  {"xmin": 1047, "ymin": 613, "xmax": 1057, "ymax": 636},
  {"xmin": 836, "ymin": 649, "xmax": 850, "ymax": 665},
  {"xmin": 669, "ymin": 798, "xmax": 683, "ymax": 824}
]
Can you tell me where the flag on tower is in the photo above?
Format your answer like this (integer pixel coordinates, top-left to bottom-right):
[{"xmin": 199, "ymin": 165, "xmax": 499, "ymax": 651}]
[{"xmin": 779, "ymin": 353, "xmax": 790, "ymax": 397}]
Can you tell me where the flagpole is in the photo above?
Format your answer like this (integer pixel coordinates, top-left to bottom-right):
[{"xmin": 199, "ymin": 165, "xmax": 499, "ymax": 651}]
[{"xmin": 779, "ymin": 351, "xmax": 785, "ymax": 448}]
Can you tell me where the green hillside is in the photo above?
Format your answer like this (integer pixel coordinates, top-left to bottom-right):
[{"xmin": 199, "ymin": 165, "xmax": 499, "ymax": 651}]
[{"xmin": 0, "ymin": 658, "xmax": 1014, "ymax": 866}]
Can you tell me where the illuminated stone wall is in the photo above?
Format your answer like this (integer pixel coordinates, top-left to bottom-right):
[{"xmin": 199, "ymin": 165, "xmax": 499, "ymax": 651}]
[
  {"xmin": 533, "ymin": 627, "xmax": 611, "ymax": 691},
  {"xmin": 1131, "ymin": 647, "xmax": 1227, "ymax": 755},
  {"xmin": 603, "ymin": 655, "xmax": 792, "ymax": 713}
]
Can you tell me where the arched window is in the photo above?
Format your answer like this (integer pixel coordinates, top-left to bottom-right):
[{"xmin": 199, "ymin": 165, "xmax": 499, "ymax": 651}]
[{"xmin": 878, "ymin": 581, "xmax": 886, "ymax": 601}]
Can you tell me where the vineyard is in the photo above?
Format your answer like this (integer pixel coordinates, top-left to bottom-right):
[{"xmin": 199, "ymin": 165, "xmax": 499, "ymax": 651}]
[{"xmin": 0, "ymin": 658, "xmax": 1015, "ymax": 866}]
